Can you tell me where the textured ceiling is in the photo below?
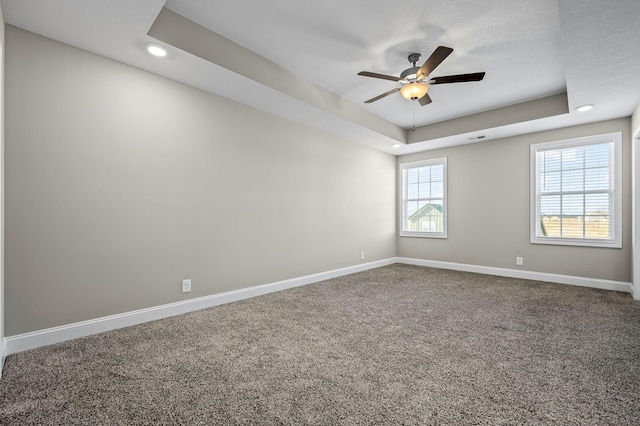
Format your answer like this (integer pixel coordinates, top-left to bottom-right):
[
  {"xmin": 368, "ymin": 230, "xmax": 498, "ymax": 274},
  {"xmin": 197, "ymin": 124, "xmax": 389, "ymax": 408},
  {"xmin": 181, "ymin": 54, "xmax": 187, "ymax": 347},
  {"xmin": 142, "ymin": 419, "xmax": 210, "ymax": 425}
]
[
  {"xmin": 1, "ymin": 0, "xmax": 639, "ymax": 154},
  {"xmin": 167, "ymin": 0, "xmax": 567, "ymax": 128}
]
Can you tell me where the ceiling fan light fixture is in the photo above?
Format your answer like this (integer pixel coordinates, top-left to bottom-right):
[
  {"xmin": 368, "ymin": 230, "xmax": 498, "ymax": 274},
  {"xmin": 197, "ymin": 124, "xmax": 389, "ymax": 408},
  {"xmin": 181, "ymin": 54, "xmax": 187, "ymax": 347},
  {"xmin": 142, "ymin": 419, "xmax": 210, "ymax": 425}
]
[{"xmin": 400, "ymin": 82, "xmax": 429, "ymax": 101}]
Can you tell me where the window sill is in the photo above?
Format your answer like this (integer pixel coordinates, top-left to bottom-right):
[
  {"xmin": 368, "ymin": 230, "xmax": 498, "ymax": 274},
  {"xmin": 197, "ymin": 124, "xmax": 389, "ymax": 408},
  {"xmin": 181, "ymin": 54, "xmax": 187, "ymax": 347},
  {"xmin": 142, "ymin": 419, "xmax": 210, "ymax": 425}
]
[
  {"xmin": 530, "ymin": 237, "xmax": 621, "ymax": 248},
  {"xmin": 400, "ymin": 231, "xmax": 447, "ymax": 239}
]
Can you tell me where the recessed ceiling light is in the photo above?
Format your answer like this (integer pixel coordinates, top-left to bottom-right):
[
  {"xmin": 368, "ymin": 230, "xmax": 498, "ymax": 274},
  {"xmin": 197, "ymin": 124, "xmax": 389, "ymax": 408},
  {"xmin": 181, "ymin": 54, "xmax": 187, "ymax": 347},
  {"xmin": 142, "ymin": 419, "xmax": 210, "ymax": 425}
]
[
  {"xmin": 147, "ymin": 45, "xmax": 167, "ymax": 57},
  {"xmin": 575, "ymin": 104, "xmax": 594, "ymax": 112},
  {"xmin": 392, "ymin": 143, "xmax": 402, "ymax": 149}
]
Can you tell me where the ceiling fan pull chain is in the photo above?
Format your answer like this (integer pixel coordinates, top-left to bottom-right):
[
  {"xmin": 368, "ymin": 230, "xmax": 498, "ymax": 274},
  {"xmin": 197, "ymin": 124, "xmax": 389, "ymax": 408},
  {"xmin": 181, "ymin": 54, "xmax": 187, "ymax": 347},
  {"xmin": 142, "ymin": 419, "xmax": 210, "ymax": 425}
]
[{"xmin": 412, "ymin": 103, "xmax": 416, "ymax": 132}]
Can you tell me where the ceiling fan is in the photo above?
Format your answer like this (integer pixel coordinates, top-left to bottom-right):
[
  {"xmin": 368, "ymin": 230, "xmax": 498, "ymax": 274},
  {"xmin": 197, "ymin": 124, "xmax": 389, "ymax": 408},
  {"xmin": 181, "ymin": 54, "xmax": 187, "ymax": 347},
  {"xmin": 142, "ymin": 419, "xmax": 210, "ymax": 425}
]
[{"xmin": 358, "ymin": 46, "xmax": 485, "ymax": 106}]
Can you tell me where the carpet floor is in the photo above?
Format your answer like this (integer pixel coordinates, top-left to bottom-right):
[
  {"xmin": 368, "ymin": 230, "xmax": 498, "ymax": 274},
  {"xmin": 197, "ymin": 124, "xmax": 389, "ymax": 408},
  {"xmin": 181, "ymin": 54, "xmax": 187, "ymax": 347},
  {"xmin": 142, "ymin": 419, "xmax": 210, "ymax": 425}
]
[{"xmin": 0, "ymin": 264, "xmax": 639, "ymax": 425}]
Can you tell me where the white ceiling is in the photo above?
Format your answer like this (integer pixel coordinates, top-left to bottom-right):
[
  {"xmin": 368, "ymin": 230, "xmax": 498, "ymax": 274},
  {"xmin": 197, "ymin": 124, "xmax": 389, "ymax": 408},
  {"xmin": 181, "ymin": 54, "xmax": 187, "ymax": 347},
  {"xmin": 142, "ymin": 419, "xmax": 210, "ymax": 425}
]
[{"xmin": 2, "ymin": 0, "xmax": 639, "ymax": 155}]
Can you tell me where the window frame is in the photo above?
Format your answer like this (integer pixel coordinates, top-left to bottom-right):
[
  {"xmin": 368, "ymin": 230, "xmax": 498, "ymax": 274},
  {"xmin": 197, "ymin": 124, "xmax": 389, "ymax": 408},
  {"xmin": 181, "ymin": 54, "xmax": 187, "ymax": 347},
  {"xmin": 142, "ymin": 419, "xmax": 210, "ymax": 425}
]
[
  {"xmin": 399, "ymin": 157, "xmax": 448, "ymax": 239},
  {"xmin": 530, "ymin": 132, "xmax": 622, "ymax": 248}
]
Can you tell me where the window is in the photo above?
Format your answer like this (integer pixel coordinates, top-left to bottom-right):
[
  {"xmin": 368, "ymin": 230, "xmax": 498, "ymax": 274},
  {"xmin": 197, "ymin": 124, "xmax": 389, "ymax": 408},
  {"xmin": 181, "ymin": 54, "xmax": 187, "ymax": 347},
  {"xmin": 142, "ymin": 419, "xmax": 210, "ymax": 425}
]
[
  {"xmin": 530, "ymin": 132, "xmax": 622, "ymax": 247},
  {"xmin": 400, "ymin": 158, "xmax": 447, "ymax": 238}
]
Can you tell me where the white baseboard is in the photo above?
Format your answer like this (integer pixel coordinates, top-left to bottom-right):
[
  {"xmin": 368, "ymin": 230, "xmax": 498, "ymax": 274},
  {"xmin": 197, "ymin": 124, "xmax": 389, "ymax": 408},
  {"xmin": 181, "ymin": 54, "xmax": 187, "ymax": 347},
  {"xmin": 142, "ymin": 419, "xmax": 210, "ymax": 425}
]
[
  {"xmin": 4, "ymin": 256, "xmax": 632, "ymax": 357},
  {"xmin": 4, "ymin": 258, "xmax": 396, "ymax": 356},
  {"xmin": 396, "ymin": 257, "xmax": 634, "ymax": 294},
  {"xmin": 0, "ymin": 338, "xmax": 6, "ymax": 378}
]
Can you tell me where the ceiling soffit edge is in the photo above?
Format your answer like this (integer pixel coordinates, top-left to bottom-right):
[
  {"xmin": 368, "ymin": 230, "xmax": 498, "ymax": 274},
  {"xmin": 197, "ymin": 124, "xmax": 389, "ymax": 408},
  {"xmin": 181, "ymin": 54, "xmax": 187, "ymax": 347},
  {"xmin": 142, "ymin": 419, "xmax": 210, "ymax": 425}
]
[
  {"xmin": 147, "ymin": 7, "xmax": 406, "ymax": 144},
  {"xmin": 407, "ymin": 93, "xmax": 569, "ymax": 144}
]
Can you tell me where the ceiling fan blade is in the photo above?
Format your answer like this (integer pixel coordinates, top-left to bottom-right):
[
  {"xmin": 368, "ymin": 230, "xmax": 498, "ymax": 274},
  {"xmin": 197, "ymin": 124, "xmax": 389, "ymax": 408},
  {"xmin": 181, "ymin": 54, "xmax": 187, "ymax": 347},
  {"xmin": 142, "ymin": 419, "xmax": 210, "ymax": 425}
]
[
  {"xmin": 429, "ymin": 72, "xmax": 486, "ymax": 85},
  {"xmin": 416, "ymin": 46, "xmax": 454, "ymax": 80},
  {"xmin": 419, "ymin": 93, "xmax": 432, "ymax": 106},
  {"xmin": 364, "ymin": 88, "xmax": 400, "ymax": 103},
  {"xmin": 358, "ymin": 71, "xmax": 405, "ymax": 82}
]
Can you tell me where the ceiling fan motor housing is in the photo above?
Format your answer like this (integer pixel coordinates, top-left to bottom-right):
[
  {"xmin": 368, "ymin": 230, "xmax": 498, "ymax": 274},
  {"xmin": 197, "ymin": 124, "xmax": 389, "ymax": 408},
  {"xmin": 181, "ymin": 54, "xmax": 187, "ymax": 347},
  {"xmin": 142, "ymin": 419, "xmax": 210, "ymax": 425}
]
[
  {"xmin": 401, "ymin": 53, "xmax": 422, "ymax": 82},
  {"xmin": 400, "ymin": 67, "xmax": 421, "ymax": 82}
]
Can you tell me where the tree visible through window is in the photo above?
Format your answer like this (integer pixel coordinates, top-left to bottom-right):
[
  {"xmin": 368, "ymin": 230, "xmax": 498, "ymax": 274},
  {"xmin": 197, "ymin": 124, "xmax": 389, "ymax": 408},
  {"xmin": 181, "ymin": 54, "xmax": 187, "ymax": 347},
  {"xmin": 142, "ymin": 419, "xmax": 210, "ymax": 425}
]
[
  {"xmin": 531, "ymin": 132, "xmax": 621, "ymax": 247},
  {"xmin": 400, "ymin": 158, "xmax": 447, "ymax": 237}
]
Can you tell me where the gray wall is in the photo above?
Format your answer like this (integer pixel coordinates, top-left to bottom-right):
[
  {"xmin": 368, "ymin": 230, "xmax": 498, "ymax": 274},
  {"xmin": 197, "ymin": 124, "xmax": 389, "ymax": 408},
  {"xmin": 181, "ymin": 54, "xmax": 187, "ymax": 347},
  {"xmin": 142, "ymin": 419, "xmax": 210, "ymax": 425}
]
[
  {"xmin": 0, "ymin": 2, "xmax": 5, "ymax": 346},
  {"xmin": 633, "ymin": 102, "xmax": 640, "ymax": 298},
  {"xmin": 397, "ymin": 118, "xmax": 633, "ymax": 282},
  {"xmin": 4, "ymin": 27, "xmax": 396, "ymax": 336},
  {"xmin": 633, "ymin": 102, "xmax": 640, "ymax": 138}
]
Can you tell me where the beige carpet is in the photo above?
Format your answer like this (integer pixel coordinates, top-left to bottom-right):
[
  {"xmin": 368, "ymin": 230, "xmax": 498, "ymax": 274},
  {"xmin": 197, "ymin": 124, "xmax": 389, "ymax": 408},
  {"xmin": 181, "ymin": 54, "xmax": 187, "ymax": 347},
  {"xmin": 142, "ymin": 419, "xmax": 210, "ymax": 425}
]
[{"xmin": 1, "ymin": 264, "xmax": 639, "ymax": 425}]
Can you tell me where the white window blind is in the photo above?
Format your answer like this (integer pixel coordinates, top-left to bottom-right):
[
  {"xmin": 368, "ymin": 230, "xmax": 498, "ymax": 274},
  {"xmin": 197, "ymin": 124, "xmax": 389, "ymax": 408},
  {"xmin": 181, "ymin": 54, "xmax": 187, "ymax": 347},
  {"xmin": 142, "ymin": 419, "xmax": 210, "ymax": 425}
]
[
  {"xmin": 400, "ymin": 158, "xmax": 447, "ymax": 238},
  {"xmin": 530, "ymin": 132, "xmax": 621, "ymax": 247}
]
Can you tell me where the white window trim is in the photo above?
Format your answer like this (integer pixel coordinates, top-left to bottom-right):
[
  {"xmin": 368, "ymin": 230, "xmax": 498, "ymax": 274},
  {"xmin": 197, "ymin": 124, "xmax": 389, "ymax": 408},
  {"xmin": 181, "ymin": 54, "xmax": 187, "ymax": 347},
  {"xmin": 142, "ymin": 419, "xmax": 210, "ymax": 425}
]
[
  {"xmin": 399, "ymin": 157, "xmax": 448, "ymax": 238},
  {"xmin": 530, "ymin": 132, "xmax": 622, "ymax": 248}
]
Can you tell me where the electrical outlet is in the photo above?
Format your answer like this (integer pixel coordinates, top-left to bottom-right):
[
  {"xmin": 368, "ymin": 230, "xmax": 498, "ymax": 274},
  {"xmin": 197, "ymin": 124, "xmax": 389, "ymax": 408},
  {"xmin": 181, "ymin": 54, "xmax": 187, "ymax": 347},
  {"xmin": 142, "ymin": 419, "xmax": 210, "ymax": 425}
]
[
  {"xmin": 360, "ymin": 252, "xmax": 365, "ymax": 260},
  {"xmin": 182, "ymin": 279, "xmax": 192, "ymax": 293},
  {"xmin": 516, "ymin": 257, "xmax": 524, "ymax": 266}
]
